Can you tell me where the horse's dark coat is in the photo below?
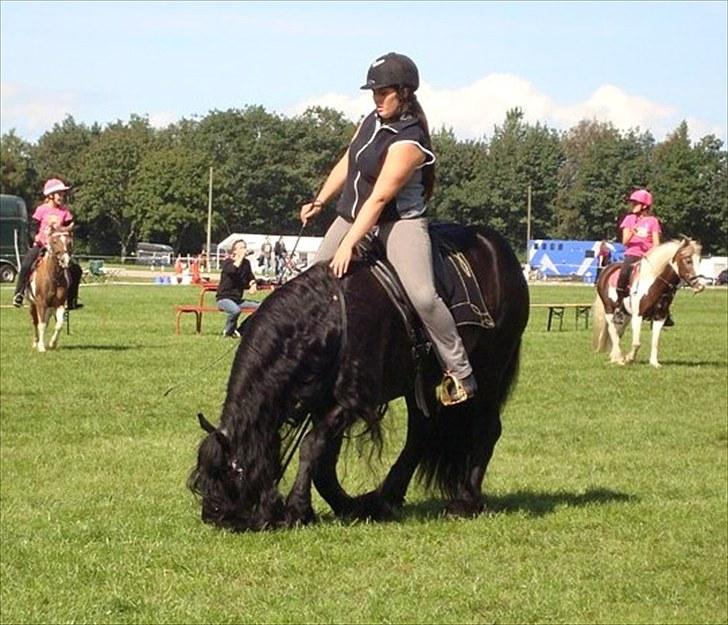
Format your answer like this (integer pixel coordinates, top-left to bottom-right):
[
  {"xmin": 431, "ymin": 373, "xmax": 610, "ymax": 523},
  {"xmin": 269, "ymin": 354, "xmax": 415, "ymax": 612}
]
[{"xmin": 188, "ymin": 225, "xmax": 529, "ymax": 531}]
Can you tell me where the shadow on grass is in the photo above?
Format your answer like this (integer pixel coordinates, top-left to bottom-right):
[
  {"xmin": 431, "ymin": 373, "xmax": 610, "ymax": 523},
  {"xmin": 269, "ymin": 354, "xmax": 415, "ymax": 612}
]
[
  {"xmin": 397, "ymin": 487, "xmax": 635, "ymax": 522},
  {"xmin": 651, "ymin": 359, "xmax": 727, "ymax": 367},
  {"xmin": 62, "ymin": 344, "xmax": 139, "ymax": 351}
]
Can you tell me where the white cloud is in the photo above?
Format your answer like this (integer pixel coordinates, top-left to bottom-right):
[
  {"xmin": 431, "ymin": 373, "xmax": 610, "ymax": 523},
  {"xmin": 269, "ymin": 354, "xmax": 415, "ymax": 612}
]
[
  {"xmin": 288, "ymin": 74, "xmax": 726, "ymax": 142},
  {"xmin": 147, "ymin": 111, "xmax": 180, "ymax": 130},
  {"xmin": 0, "ymin": 81, "xmax": 77, "ymax": 136}
]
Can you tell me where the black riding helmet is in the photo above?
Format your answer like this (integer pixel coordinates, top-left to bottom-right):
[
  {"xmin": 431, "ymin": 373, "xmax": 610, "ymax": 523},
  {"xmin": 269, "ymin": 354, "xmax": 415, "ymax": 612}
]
[{"xmin": 360, "ymin": 52, "xmax": 419, "ymax": 91}]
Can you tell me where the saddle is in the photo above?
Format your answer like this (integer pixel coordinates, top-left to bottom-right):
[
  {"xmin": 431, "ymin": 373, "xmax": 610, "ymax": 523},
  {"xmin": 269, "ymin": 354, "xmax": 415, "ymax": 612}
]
[{"xmin": 356, "ymin": 223, "xmax": 494, "ymax": 413}]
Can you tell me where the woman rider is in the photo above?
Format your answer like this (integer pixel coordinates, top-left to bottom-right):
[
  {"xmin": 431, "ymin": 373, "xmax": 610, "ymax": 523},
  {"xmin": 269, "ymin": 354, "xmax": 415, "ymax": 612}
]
[{"xmin": 300, "ymin": 52, "xmax": 476, "ymax": 406}]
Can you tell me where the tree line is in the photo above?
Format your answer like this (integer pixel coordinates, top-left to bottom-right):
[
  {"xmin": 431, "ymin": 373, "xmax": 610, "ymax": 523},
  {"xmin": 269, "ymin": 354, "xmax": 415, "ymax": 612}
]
[{"xmin": 1, "ymin": 106, "xmax": 726, "ymax": 258}]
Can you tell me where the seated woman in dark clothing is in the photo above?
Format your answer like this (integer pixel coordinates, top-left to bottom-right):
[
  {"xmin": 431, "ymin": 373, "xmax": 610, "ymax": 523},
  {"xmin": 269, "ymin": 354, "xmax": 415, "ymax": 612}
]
[{"xmin": 216, "ymin": 239, "xmax": 259, "ymax": 338}]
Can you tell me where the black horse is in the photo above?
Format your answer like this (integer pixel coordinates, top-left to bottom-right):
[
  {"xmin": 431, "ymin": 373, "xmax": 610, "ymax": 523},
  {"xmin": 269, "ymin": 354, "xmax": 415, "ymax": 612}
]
[{"xmin": 188, "ymin": 225, "xmax": 530, "ymax": 531}]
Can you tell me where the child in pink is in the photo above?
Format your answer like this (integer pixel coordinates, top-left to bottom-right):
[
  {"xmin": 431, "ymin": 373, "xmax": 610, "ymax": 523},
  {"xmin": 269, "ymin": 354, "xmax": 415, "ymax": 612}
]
[
  {"xmin": 616, "ymin": 188, "xmax": 661, "ymax": 305},
  {"xmin": 13, "ymin": 179, "xmax": 75, "ymax": 307}
]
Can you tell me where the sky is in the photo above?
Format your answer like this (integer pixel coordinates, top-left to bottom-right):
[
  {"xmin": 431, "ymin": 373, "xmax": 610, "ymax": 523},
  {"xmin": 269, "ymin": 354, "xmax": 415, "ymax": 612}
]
[{"xmin": 1, "ymin": 1, "xmax": 726, "ymax": 144}]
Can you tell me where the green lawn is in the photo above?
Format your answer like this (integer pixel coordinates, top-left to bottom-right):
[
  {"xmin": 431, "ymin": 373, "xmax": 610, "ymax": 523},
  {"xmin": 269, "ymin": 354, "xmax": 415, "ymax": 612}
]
[{"xmin": 1, "ymin": 281, "xmax": 726, "ymax": 624}]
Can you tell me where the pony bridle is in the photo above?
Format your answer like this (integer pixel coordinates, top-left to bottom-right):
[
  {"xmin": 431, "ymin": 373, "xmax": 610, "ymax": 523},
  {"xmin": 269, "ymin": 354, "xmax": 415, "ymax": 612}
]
[
  {"xmin": 674, "ymin": 247, "xmax": 704, "ymax": 293},
  {"xmin": 49, "ymin": 232, "xmax": 72, "ymax": 269}
]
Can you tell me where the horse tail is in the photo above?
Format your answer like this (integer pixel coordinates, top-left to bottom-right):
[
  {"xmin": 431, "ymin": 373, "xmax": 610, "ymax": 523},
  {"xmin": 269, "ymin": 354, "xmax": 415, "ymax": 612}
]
[
  {"xmin": 415, "ymin": 340, "xmax": 520, "ymax": 500},
  {"xmin": 417, "ymin": 326, "xmax": 524, "ymax": 501},
  {"xmin": 592, "ymin": 293, "xmax": 609, "ymax": 352}
]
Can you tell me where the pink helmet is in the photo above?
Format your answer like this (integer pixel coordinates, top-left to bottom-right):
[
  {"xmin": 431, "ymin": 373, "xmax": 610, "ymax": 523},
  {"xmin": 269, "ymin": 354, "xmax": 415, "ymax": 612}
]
[
  {"xmin": 628, "ymin": 189, "xmax": 653, "ymax": 207},
  {"xmin": 43, "ymin": 178, "xmax": 71, "ymax": 197}
]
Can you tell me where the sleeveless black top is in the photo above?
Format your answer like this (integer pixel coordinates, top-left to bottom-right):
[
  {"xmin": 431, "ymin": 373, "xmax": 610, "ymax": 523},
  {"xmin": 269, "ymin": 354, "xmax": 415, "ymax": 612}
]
[{"xmin": 335, "ymin": 111, "xmax": 436, "ymax": 223}]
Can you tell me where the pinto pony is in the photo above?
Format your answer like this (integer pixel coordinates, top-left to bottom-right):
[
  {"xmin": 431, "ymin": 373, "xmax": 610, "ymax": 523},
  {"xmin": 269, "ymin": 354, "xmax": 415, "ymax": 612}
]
[
  {"xmin": 188, "ymin": 225, "xmax": 529, "ymax": 531},
  {"xmin": 26, "ymin": 226, "xmax": 74, "ymax": 352},
  {"xmin": 592, "ymin": 238, "xmax": 704, "ymax": 367}
]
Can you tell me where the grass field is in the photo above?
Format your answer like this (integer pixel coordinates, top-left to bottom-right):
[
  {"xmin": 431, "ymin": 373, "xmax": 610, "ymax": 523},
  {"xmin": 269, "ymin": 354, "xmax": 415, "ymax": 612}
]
[{"xmin": 1, "ymin": 280, "xmax": 726, "ymax": 624}]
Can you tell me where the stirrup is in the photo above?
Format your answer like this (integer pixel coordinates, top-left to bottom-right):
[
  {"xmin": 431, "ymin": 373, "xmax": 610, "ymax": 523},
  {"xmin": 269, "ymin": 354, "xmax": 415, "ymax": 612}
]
[{"xmin": 437, "ymin": 373, "xmax": 471, "ymax": 407}]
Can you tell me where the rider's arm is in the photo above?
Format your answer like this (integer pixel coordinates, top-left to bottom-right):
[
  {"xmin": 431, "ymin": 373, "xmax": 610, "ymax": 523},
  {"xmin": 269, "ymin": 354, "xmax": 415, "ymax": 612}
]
[
  {"xmin": 301, "ymin": 121, "xmax": 366, "ymax": 225},
  {"xmin": 300, "ymin": 151, "xmax": 348, "ymax": 225},
  {"xmin": 329, "ymin": 143, "xmax": 425, "ymax": 277}
]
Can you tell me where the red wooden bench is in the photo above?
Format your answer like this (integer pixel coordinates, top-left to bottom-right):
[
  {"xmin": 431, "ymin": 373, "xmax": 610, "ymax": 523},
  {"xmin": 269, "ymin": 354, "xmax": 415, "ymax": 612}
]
[{"xmin": 174, "ymin": 283, "xmax": 256, "ymax": 335}]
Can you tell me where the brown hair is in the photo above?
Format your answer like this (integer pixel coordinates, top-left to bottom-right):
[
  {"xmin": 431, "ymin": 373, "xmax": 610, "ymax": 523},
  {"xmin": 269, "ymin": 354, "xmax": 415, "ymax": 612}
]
[{"xmin": 396, "ymin": 86, "xmax": 435, "ymax": 200}]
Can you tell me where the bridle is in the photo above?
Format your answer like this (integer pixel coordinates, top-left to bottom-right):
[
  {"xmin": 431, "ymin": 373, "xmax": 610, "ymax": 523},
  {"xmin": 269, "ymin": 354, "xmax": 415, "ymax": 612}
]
[
  {"xmin": 673, "ymin": 245, "xmax": 702, "ymax": 290},
  {"xmin": 47, "ymin": 231, "xmax": 73, "ymax": 270}
]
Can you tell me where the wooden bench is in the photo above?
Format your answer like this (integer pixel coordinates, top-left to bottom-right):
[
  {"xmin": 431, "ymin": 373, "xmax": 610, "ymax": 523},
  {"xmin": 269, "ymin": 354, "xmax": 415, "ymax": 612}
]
[
  {"xmin": 175, "ymin": 283, "xmax": 256, "ymax": 335},
  {"xmin": 531, "ymin": 303, "xmax": 591, "ymax": 331}
]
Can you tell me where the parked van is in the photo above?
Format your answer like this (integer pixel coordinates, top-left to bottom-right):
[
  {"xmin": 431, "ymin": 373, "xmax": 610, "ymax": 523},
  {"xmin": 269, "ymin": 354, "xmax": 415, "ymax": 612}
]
[
  {"xmin": 0, "ymin": 194, "xmax": 29, "ymax": 282},
  {"xmin": 135, "ymin": 241, "xmax": 174, "ymax": 266}
]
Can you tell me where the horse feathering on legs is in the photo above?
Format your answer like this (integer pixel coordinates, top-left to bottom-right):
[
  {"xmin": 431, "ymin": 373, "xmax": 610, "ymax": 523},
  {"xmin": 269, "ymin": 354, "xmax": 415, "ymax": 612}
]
[
  {"xmin": 188, "ymin": 225, "xmax": 529, "ymax": 531},
  {"xmin": 592, "ymin": 237, "xmax": 704, "ymax": 368},
  {"xmin": 26, "ymin": 227, "xmax": 74, "ymax": 352}
]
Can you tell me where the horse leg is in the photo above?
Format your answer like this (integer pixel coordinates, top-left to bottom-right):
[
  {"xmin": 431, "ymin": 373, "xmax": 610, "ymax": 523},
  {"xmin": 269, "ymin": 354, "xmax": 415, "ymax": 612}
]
[
  {"xmin": 312, "ymin": 413, "xmax": 400, "ymax": 523},
  {"xmin": 624, "ymin": 315, "xmax": 643, "ymax": 364},
  {"xmin": 47, "ymin": 306, "xmax": 65, "ymax": 349},
  {"xmin": 30, "ymin": 305, "xmax": 40, "ymax": 350},
  {"xmin": 605, "ymin": 314, "xmax": 625, "ymax": 364},
  {"xmin": 374, "ymin": 394, "xmax": 427, "ymax": 508},
  {"xmin": 36, "ymin": 307, "xmax": 50, "ymax": 353},
  {"xmin": 284, "ymin": 406, "xmax": 349, "ymax": 527},
  {"xmin": 648, "ymin": 319, "xmax": 665, "ymax": 368},
  {"xmin": 322, "ymin": 394, "xmax": 428, "ymax": 523},
  {"xmin": 446, "ymin": 392, "xmax": 501, "ymax": 518}
]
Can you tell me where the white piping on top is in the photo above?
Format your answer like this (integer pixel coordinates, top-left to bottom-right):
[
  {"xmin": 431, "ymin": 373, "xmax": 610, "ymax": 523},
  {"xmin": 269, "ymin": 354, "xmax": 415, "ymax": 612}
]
[{"xmin": 349, "ymin": 118, "xmax": 435, "ymax": 219}]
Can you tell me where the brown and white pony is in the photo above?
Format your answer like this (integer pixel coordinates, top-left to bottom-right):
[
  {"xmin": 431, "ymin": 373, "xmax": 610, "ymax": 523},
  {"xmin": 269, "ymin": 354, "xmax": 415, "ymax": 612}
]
[
  {"xmin": 26, "ymin": 226, "xmax": 74, "ymax": 352},
  {"xmin": 592, "ymin": 238, "xmax": 704, "ymax": 368}
]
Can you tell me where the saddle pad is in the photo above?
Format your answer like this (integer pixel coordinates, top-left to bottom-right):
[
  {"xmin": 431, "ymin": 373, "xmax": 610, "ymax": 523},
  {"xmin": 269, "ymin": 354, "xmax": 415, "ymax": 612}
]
[
  {"xmin": 357, "ymin": 224, "xmax": 494, "ymax": 333},
  {"xmin": 430, "ymin": 224, "xmax": 494, "ymax": 329}
]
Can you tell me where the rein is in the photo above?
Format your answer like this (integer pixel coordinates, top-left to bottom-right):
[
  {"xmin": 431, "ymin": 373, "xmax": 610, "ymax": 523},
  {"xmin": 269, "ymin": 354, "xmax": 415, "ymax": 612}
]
[{"xmin": 276, "ymin": 274, "xmax": 348, "ymax": 485}]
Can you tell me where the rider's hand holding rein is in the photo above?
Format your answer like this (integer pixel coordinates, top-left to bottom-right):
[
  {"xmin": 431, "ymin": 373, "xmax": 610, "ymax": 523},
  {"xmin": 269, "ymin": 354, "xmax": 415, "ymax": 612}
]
[{"xmin": 299, "ymin": 148, "xmax": 350, "ymax": 227}]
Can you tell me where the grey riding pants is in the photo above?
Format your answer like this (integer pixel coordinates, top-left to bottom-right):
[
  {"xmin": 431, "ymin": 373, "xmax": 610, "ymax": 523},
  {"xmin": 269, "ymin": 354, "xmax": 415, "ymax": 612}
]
[{"xmin": 314, "ymin": 216, "xmax": 472, "ymax": 380}]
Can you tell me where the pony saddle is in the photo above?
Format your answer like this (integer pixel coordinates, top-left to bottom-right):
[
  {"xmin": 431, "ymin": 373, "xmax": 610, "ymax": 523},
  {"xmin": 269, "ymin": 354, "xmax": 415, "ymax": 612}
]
[{"xmin": 356, "ymin": 223, "xmax": 494, "ymax": 353}]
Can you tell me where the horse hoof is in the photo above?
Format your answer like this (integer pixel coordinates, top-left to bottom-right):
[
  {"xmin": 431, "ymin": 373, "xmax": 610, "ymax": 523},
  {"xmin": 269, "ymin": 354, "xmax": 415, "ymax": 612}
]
[
  {"xmin": 445, "ymin": 498, "xmax": 484, "ymax": 518},
  {"xmin": 345, "ymin": 492, "xmax": 397, "ymax": 522},
  {"xmin": 650, "ymin": 361, "xmax": 661, "ymax": 369},
  {"xmin": 284, "ymin": 507, "xmax": 316, "ymax": 528}
]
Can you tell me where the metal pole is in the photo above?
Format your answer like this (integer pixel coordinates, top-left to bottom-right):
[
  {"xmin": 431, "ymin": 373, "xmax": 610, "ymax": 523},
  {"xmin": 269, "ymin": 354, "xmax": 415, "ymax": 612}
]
[
  {"xmin": 206, "ymin": 167, "xmax": 213, "ymax": 273},
  {"xmin": 526, "ymin": 183, "xmax": 532, "ymax": 269}
]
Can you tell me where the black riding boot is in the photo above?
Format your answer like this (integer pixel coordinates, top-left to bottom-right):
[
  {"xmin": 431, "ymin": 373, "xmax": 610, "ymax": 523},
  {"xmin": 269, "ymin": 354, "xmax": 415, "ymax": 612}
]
[{"xmin": 13, "ymin": 247, "xmax": 42, "ymax": 307}]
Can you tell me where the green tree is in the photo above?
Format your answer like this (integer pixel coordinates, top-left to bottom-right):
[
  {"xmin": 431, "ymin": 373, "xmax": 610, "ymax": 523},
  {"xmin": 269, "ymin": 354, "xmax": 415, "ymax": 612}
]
[
  {"xmin": 32, "ymin": 115, "xmax": 99, "ymax": 189},
  {"xmin": 128, "ymin": 146, "xmax": 210, "ymax": 253},
  {"xmin": 483, "ymin": 109, "xmax": 563, "ymax": 252},
  {"xmin": 651, "ymin": 121, "xmax": 727, "ymax": 254},
  {"xmin": 555, "ymin": 120, "xmax": 654, "ymax": 241},
  {"xmin": 0, "ymin": 130, "xmax": 37, "ymax": 203},
  {"xmin": 74, "ymin": 116, "xmax": 155, "ymax": 256}
]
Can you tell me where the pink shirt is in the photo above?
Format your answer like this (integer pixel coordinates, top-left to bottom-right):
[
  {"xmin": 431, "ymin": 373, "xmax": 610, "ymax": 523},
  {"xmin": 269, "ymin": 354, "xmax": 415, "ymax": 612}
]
[
  {"xmin": 32, "ymin": 203, "xmax": 73, "ymax": 247},
  {"xmin": 620, "ymin": 213, "xmax": 661, "ymax": 257}
]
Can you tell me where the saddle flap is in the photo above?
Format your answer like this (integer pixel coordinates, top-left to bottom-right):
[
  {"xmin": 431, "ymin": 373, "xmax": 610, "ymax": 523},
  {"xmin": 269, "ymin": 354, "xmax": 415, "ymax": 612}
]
[
  {"xmin": 357, "ymin": 225, "xmax": 494, "ymax": 332},
  {"xmin": 430, "ymin": 224, "xmax": 494, "ymax": 329}
]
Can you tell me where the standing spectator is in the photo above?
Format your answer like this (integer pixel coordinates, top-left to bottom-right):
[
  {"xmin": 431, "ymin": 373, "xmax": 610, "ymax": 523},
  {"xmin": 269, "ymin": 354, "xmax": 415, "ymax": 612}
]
[
  {"xmin": 274, "ymin": 236, "xmax": 287, "ymax": 279},
  {"xmin": 261, "ymin": 236, "xmax": 273, "ymax": 276},
  {"xmin": 216, "ymin": 239, "xmax": 259, "ymax": 338},
  {"xmin": 190, "ymin": 256, "xmax": 201, "ymax": 285}
]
